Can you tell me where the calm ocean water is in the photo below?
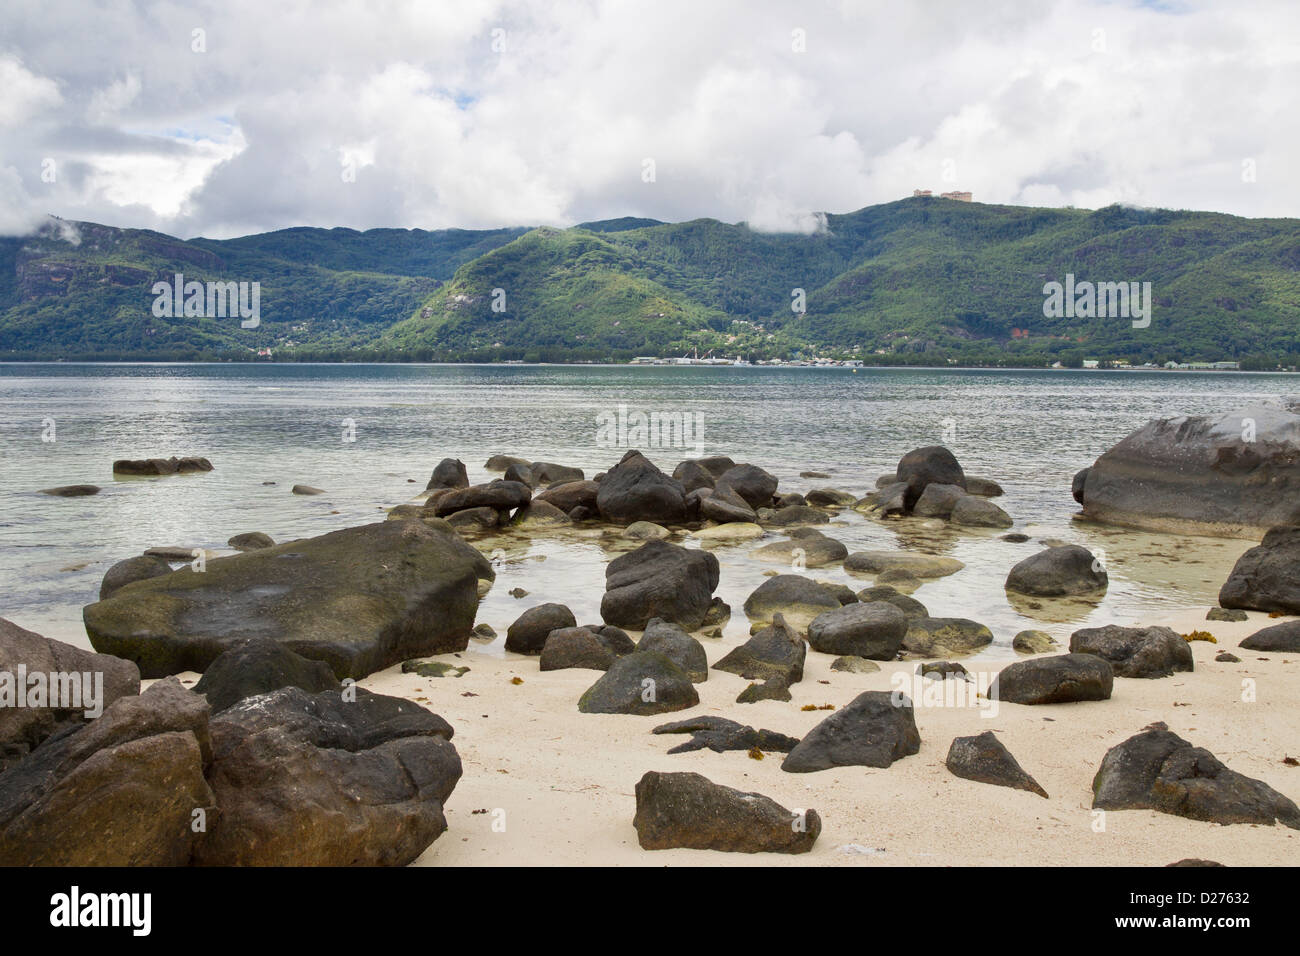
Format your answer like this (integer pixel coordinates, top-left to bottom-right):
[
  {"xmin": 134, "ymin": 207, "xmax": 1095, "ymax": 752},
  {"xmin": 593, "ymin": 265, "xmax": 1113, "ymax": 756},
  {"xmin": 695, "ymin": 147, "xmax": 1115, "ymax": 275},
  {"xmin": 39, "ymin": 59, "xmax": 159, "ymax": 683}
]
[{"xmin": 1, "ymin": 363, "xmax": 1294, "ymax": 656}]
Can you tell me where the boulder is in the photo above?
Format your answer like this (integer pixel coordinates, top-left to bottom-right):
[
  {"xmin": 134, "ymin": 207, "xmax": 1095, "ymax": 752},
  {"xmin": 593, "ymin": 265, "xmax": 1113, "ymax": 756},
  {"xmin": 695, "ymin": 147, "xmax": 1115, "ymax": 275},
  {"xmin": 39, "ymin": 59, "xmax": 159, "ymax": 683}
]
[
  {"xmin": 1071, "ymin": 467, "xmax": 1089, "ymax": 504},
  {"xmin": 782, "ymin": 690, "xmax": 921, "ymax": 773},
  {"xmin": 485, "ymin": 454, "xmax": 530, "ymax": 472},
  {"xmin": 946, "ymin": 731, "xmax": 1047, "ymax": 797},
  {"xmin": 845, "ymin": 551, "xmax": 964, "ymax": 578},
  {"xmin": 806, "ymin": 602, "xmax": 908, "ymax": 659},
  {"xmin": 751, "ymin": 528, "xmax": 846, "ymax": 568},
  {"xmin": 805, "ymin": 488, "xmax": 856, "ymax": 508},
  {"xmin": 966, "ymin": 477, "xmax": 1004, "ymax": 497},
  {"xmin": 113, "ymin": 456, "xmax": 213, "ymax": 476},
  {"xmin": 506, "ymin": 603, "xmax": 577, "ymax": 655},
  {"xmin": 652, "ymin": 716, "xmax": 800, "ymax": 754},
  {"xmin": 1005, "ymin": 545, "xmax": 1107, "ymax": 596},
  {"xmin": 0, "ymin": 618, "xmax": 140, "ymax": 771},
  {"xmin": 227, "ymin": 532, "xmax": 275, "ymax": 552},
  {"xmin": 758, "ymin": 504, "xmax": 830, "ymax": 527},
  {"xmin": 623, "ymin": 520, "xmax": 669, "ymax": 540},
  {"xmin": 1012, "ymin": 629, "xmax": 1058, "ymax": 654},
  {"xmin": 196, "ymin": 686, "xmax": 462, "ymax": 864},
  {"xmin": 426, "ymin": 458, "xmax": 469, "ymax": 491},
  {"xmin": 540, "ymin": 628, "xmax": 617, "ymax": 671},
  {"xmin": 1069, "ymin": 625, "xmax": 1194, "ymax": 678},
  {"xmin": 600, "ymin": 540, "xmax": 720, "ymax": 631},
  {"xmin": 633, "ymin": 771, "xmax": 819, "ymax": 853},
  {"xmin": 671, "ymin": 460, "xmax": 716, "ymax": 493},
  {"xmin": 596, "ymin": 451, "xmax": 688, "ymax": 525},
  {"xmin": 434, "ymin": 479, "xmax": 531, "ymax": 516},
  {"xmin": 192, "ymin": 638, "xmax": 341, "ymax": 712},
  {"xmin": 99, "ymin": 554, "xmax": 173, "ymax": 599},
  {"xmin": 896, "ymin": 445, "xmax": 965, "ymax": 507},
  {"xmin": 692, "ymin": 522, "xmax": 764, "ymax": 544},
  {"xmin": 291, "ymin": 484, "xmax": 325, "ymax": 495},
  {"xmin": 39, "ymin": 484, "xmax": 100, "ymax": 497},
  {"xmin": 503, "ymin": 462, "xmax": 536, "ymax": 487},
  {"xmin": 536, "ymin": 479, "xmax": 600, "ymax": 512},
  {"xmin": 855, "ymin": 586, "xmax": 929, "ymax": 620},
  {"xmin": 992, "ymin": 654, "xmax": 1114, "ymax": 704},
  {"xmin": 83, "ymin": 519, "xmax": 492, "ymax": 680},
  {"xmin": 531, "ymin": 462, "xmax": 584, "ymax": 484},
  {"xmin": 912, "ymin": 483, "xmax": 966, "ymax": 518},
  {"xmin": 699, "ymin": 482, "xmax": 757, "ymax": 523},
  {"xmin": 1077, "ymin": 406, "xmax": 1300, "ymax": 537},
  {"xmin": 694, "ymin": 456, "xmax": 737, "ymax": 478},
  {"xmin": 446, "ymin": 506, "xmax": 502, "ymax": 531},
  {"xmin": 903, "ymin": 617, "xmax": 994, "ymax": 656},
  {"xmin": 636, "ymin": 619, "xmax": 708, "ymax": 682},
  {"xmin": 0, "ymin": 678, "xmax": 213, "ymax": 865},
  {"xmin": 742, "ymin": 575, "xmax": 842, "ymax": 633},
  {"xmin": 1206, "ymin": 607, "xmax": 1248, "ymax": 622},
  {"xmin": 510, "ymin": 500, "xmax": 572, "ymax": 528},
  {"xmin": 713, "ymin": 614, "xmax": 806, "ymax": 684},
  {"xmin": 1239, "ymin": 620, "xmax": 1300, "ymax": 652},
  {"xmin": 1218, "ymin": 525, "xmax": 1300, "ymax": 614},
  {"xmin": 577, "ymin": 652, "xmax": 699, "ymax": 715},
  {"xmin": 950, "ymin": 496, "xmax": 1013, "ymax": 529},
  {"xmin": 716, "ymin": 464, "xmax": 779, "ymax": 509},
  {"xmin": 1092, "ymin": 724, "xmax": 1299, "ymax": 830},
  {"xmin": 864, "ymin": 482, "xmax": 909, "ymax": 517},
  {"xmin": 736, "ymin": 679, "xmax": 791, "ymax": 702}
]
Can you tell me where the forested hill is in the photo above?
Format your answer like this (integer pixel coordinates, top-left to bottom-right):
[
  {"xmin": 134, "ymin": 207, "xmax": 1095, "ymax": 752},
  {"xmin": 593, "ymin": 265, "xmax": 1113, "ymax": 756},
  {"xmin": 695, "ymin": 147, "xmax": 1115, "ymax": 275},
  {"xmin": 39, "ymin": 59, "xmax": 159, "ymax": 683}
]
[{"xmin": 3, "ymin": 198, "xmax": 1298, "ymax": 365}]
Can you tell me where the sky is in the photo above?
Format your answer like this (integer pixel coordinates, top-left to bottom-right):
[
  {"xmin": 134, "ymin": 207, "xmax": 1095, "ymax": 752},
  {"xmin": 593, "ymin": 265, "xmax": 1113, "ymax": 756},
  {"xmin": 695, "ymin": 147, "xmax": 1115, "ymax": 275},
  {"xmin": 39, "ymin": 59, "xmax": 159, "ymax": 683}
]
[{"xmin": 0, "ymin": 0, "xmax": 1296, "ymax": 239}]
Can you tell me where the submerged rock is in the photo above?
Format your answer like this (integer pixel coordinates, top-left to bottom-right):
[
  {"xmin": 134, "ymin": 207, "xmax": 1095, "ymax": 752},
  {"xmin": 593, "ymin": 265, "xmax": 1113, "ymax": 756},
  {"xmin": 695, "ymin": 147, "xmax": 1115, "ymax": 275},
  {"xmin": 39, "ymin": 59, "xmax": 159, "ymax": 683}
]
[
  {"xmin": 633, "ymin": 771, "xmax": 819, "ymax": 853},
  {"xmin": 39, "ymin": 484, "xmax": 100, "ymax": 497},
  {"xmin": 742, "ymin": 574, "xmax": 841, "ymax": 633},
  {"xmin": 903, "ymin": 617, "xmax": 994, "ymax": 656},
  {"xmin": 845, "ymin": 551, "xmax": 964, "ymax": 578}
]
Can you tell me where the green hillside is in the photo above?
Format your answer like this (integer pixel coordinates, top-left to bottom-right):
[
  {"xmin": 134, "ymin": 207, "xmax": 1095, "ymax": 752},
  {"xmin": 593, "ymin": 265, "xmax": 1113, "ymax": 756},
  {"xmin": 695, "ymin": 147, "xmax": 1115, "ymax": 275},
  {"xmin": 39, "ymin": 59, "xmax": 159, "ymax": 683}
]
[{"xmin": 3, "ymin": 198, "xmax": 1299, "ymax": 364}]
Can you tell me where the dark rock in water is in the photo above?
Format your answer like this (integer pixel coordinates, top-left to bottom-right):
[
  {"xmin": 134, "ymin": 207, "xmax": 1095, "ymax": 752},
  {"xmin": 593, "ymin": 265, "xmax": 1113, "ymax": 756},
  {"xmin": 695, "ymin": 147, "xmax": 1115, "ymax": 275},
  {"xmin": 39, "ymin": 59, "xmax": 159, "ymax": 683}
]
[
  {"xmin": 693, "ymin": 456, "xmax": 737, "ymax": 478},
  {"xmin": 509, "ymin": 587, "xmax": 528, "ymax": 598},
  {"xmin": 196, "ymin": 686, "xmax": 461, "ymax": 865},
  {"xmin": 0, "ymin": 678, "xmax": 213, "ymax": 865},
  {"xmin": 807, "ymin": 601, "xmax": 907, "ymax": 659},
  {"xmin": 446, "ymin": 506, "xmax": 501, "ymax": 530},
  {"xmin": 1012, "ymin": 629, "xmax": 1057, "ymax": 654},
  {"xmin": 752, "ymin": 527, "xmax": 846, "ymax": 568},
  {"xmin": 227, "ymin": 531, "xmax": 275, "ymax": 552},
  {"xmin": 145, "ymin": 545, "xmax": 203, "ymax": 561},
  {"xmin": 633, "ymin": 771, "xmax": 820, "ymax": 853},
  {"xmin": 856, "ymin": 585, "xmax": 929, "ymax": 620},
  {"xmin": 1071, "ymin": 467, "xmax": 1089, "ymax": 505},
  {"xmin": 759, "ymin": 504, "xmax": 830, "ymax": 527},
  {"xmin": 506, "ymin": 603, "xmax": 577, "ymax": 655},
  {"xmin": 1215, "ymin": 651, "xmax": 1241, "ymax": 663},
  {"xmin": 775, "ymin": 492, "xmax": 808, "ymax": 508},
  {"xmin": 291, "ymin": 484, "xmax": 325, "ymax": 495},
  {"xmin": 1070, "ymin": 624, "xmax": 1193, "ymax": 678},
  {"xmin": 845, "ymin": 550, "xmax": 963, "ymax": 578},
  {"xmin": 99, "ymin": 553, "xmax": 173, "ymax": 599},
  {"xmin": 950, "ymin": 496, "xmax": 1013, "ymax": 529},
  {"xmin": 596, "ymin": 451, "xmax": 687, "ymax": 524},
  {"xmin": 531, "ymin": 461, "xmax": 584, "ymax": 484},
  {"xmin": 1239, "ymin": 620, "xmax": 1300, "ymax": 652},
  {"xmin": 782, "ymin": 690, "xmax": 921, "ymax": 773},
  {"xmin": 671, "ymin": 459, "xmax": 715, "ymax": 493},
  {"xmin": 1219, "ymin": 525, "xmax": 1300, "ymax": 614},
  {"xmin": 896, "ymin": 445, "xmax": 966, "ymax": 508},
  {"xmin": 637, "ymin": 618, "xmax": 708, "ymax": 683},
  {"xmin": 537, "ymin": 479, "xmax": 599, "ymax": 512},
  {"xmin": 714, "ymin": 614, "xmax": 805, "ymax": 684},
  {"xmin": 946, "ymin": 731, "xmax": 1047, "ymax": 797},
  {"xmin": 0, "ymin": 618, "xmax": 141, "ymax": 772},
  {"xmin": 904, "ymin": 617, "xmax": 994, "ymax": 656},
  {"xmin": 84, "ymin": 519, "xmax": 492, "ymax": 680},
  {"xmin": 992, "ymin": 654, "xmax": 1113, "ymax": 704},
  {"xmin": 1005, "ymin": 545, "xmax": 1107, "ymax": 596},
  {"xmin": 1206, "ymin": 607, "xmax": 1248, "ymax": 622},
  {"xmin": 966, "ymin": 477, "xmax": 1004, "ymax": 497},
  {"xmin": 743, "ymin": 574, "xmax": 841, "ymax": 632},
  {"xmin": 716, "ymin": 464, "xmax": 778, "ymax": 509},
  {"xmin": 652, "ymin": 715, "xmax": 799, "ymax": 754},
  {"xmin": 473, "ymin": 623, "xmax": 497, "ymax": 640},
  {"xmin": 1001, "ymin": 532, "xmax": 1031, "ymax": 543},
  {"xmin": 805, "ymin": 487, "xmax": 855, "ymax": 508},
  {"xmin": 426, "ymin": 458, "xmax": 469, "ymax": 491},
  {"xmin": 1079, "ymin": 407, "xmax": 1300, "ymax": 537},
  {"xmin": 577, "ymin": 652, "xmax": 699, "ymax": 715},
  {"xmin": 113, "ymin": 456, "xmax": 213, "ymax": 476},
  {"xmin": 918, "ymin": 661, "xmax": 970, "ymax": 681},
  {"xmin": 736, "ymin": 678, "xmax": 791, "ymax": 702},
  {"xmin": 1092, "ymin": 724, "xmax": 1300, "ymax": 830},
  {"xmin": 540, "ymin": 627, "xmax": 617, "ymax": 672},
  {"xmin": 600, "ymin": 539, "xmax": 720, "ymax": 631},
  {"xmin": 503, "ymin": 462, "xmax": 536, "ymax": 487},
  {"xmin": 866, "ymin": 481, "xmax": 909, "ymax": 517},
  {"xmin": 434, "ymin": 479, "xmax": 531, "ymax": 516},
  {"xmin": 193, "ymin": 637, "xmax": 341, "ymax": 713},
  {"xmin": 39, "ymin": 484, "xmax": 100, "ymax": 497},
  {"xmin": 818, "ymin": 581, "xmax": 858, "ymax": 606},
  {"xmin": 699, "ymin": 481, "xmax": 757, "ymax": 523},
  {"xmin": 485, "ymin": 454, "xmax": 530, "ymax": 472},
  {"xmin": 511, "ymin": 499, "xmax": 572, "ymax": 528},
  {"xmin": 912, "ymin": 482, "xmax": 966, "ymax": 517},
  {"xmin": 800, "ymin": 471, "xmax": 830, "ymax": 479}
]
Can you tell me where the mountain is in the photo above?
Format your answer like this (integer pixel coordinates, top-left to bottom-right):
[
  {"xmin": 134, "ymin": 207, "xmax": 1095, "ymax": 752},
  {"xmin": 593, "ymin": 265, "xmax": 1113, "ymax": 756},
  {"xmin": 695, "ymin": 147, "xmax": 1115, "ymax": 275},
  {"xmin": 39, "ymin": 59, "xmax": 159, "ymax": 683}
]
[{"xmin": 3, "ymin": 199, "xmax": 1299, "ymax": 364}]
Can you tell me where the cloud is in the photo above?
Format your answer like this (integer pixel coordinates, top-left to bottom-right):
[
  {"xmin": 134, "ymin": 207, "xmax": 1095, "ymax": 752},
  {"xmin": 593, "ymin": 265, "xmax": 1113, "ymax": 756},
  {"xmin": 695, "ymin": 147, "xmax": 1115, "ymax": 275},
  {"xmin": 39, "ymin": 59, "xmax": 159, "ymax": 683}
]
[{"xmin": 0, "ymin": 0, "xmax": 1296, "ymax": 238}]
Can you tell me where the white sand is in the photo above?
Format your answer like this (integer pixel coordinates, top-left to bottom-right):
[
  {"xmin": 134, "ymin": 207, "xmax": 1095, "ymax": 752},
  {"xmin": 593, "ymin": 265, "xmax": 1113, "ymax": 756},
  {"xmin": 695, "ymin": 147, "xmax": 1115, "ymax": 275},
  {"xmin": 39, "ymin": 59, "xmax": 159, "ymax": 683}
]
[{"xmin": 351, "ymin": 605, "xmax": 1300, "ymax": 866}]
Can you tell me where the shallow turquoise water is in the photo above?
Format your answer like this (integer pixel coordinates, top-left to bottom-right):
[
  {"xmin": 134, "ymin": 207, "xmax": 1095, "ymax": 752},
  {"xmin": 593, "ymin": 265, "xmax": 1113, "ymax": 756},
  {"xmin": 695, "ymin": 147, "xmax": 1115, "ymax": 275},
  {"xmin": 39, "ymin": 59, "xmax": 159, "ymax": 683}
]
[{"xmin": 0, "ymin": 363, "xmax": 1292, "ymax": 655}]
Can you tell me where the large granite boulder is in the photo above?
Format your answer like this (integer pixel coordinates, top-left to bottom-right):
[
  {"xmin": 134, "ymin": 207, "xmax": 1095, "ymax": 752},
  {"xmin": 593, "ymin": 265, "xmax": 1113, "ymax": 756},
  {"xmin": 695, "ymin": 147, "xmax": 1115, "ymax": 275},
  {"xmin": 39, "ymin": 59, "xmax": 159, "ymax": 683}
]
[
  {"xmin": 0, "ymin": 618, "xmax": 141, "ymax": 771},
  {"xmin": 633, "ymin": 771, "xmax": 819, "ymax": 853},
  {"xmin": 505, "ymin": 603, "xmax": 577, "ymax": 655},
  {"xmin": 1239, "ymin": 620, "xmax": 1300, "ymax": 652},
  {"xmin": 1005, "ymin": 545, "xmax": 1107, "ymax": 597},
  {"xmin": 1092, "ymin": 724, "xmax": 1300, "ymax": 829},
  {"xmin": 713, "ymin": 614, "xmax": 806, "ymax": 684},
  {"xmin": 99, "ymin": 554, "xmax": 174, "ymax": 599},
  {"xmin": 192, "ymin": 638, "xmax": 341, "ymax": 713},
  {"xmin": 195, "ymin": 686, "xmax": 462, "ymax": 865},
  {"xmin": 903, "ymin": 617, "xmax": 994, "ymax": 656},
  {"xmin": 113, "ymin": 456, "xmax": 213, "ymax": 476},
  {"xmin": 992, "ymin": 654, "xmax": 1114, "ymax": 704},
  {"xmin": 1077, "ymin": 406, "xmax": 1300, "ymax": 538},
  {"xmin": 596, "ymin": 451, "xmax": 688, "ymax": 525},
  {"xmin": 636, "ymin": 619, "xmax": 708, "ymax": 682},
  {"xmin": 715, "ymin": 464, "xmax": 778, "ymax": 510},
  {"xmin": 782, "ymin": 690, "xmax": 921, "ymax": 773},
  {"xmin": 577, "ymin": 652, "xmax": 699, "ymax": 715},
  {"xmin": 536, "ymin": 479, "xmax": 599, "ymax": 513},
  {"xmin": 433, "ymin": 479, "xmax": 531, "ymax": 516},
  {"xmin": 743, "ymin": 575, "xmax": 842, "ymax": 633},
  {"xmin": 806, "ymin": 602, "xmax": 908, "ymax": 659},
  {"xmin": 946, "ymin": 731, "xmax": 1048, "ymax": 798},
  {"xmin": 896, "ymin": 445, "xmax": 966, "ymax": 508},
  {"xmin": 426, "ymin": 458, "xmax": 469, "ymax": 491},
  {"xmin": 1218, "ymin": 525, "xmax": 1300, "ymax": 614},
  {"xmin": 1069, "ymin": 625, "xmax": 1194, "ymax": 678},
  {"xmin": 600, "ymin": 540, "xmax": 720, "ymax": 631},
  {"xmin": 0, "ymin": 678, "xmax": 214, "ymax": 865},
  {"xmin": 83, "ymin": 519, "xmax": 492, "ymax": 680}
]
